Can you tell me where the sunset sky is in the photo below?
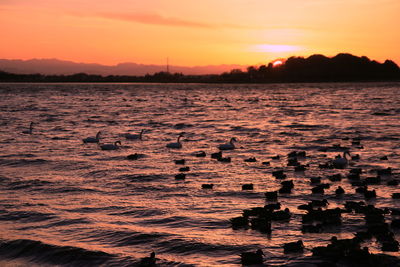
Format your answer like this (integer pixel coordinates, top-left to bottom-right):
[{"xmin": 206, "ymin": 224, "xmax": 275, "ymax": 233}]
[{"xmin": 1, "ymin": 0, "xmax": 399, "ymax": 67}]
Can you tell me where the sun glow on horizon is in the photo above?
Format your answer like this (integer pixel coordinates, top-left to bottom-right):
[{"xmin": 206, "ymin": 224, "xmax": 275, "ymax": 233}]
[
  {"xmin": 272, "ymin": 60, "xmax": 283, "ymax": 67},
  {"xmin": 251, "ymin": 44, "xmax": 302, "ymax": 53}
]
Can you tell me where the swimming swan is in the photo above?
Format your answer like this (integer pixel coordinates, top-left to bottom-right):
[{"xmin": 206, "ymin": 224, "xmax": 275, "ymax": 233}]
[
  {"xmin": 166, "ymin": 134, "xmax": 183, "ymax": 149},
  {"xmin": 218, "ymin": 137, "xmax": 237, "ymax": 150},
  {"xmin": 332, "ymin": 151, "xmax": 351, "ymax": 169},
  {"xmin": 83, "ymin": 131, "xmax": 101, "ymax": 143},
  {"xmin": 22, "ymin": 122, "xmax": 34, "ymax": 134},
  {"xmin": 100, "ymin": 141, "xmax": 121, "ymax": 150},
  {"xmin": 125, "ymin": 129, "xmax": 144, "ymax": 140}
]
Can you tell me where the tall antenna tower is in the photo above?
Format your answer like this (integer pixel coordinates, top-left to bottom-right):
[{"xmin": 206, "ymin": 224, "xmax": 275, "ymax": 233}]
[{"xmin": 166, "ymin": 57, "xmax": 170, "ymax": 73}]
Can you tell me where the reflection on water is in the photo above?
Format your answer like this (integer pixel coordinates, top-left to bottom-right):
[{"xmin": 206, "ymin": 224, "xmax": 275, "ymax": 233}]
[{"xmin": 0, "ymin": 82, "xmax": 399, "ymax": 266}]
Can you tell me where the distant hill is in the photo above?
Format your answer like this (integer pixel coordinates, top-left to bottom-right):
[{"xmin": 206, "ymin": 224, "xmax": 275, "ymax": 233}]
[{"xmin": 0, "ymin": 58, "xmax": 245, "ymax": 76}]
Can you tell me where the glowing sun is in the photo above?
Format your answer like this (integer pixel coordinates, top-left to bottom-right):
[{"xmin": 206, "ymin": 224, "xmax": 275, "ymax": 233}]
[{"xmin": 273, "ymin": 60, "xmax": 283, "ymax": 67}]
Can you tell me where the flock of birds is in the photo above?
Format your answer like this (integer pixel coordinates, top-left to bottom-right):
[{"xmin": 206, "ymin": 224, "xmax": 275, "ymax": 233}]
[{"xmin": 21, "ymin": 122, "xmax": 399, "ymax": 266}]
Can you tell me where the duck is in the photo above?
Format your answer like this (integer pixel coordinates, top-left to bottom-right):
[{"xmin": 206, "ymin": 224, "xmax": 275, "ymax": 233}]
[
  {"xmin": 139, "ymin": 252, "xmax": 156, "ymax": 267},
  {"xmin": 166, "ymin": 134, "xmax": 183, "ymax": 149},
  {"xmin": 283, "ymin": 240, "xmax": 304, "ymax": 253},
  {"xmin": 335, "ymin": 186, "xmax": 345, "ymax": 195},
  {"xmin": 218, "ymin": 137, "xmax": 237, "ymax": 150},
  {"xmin": 100, "ymin": 141, "xmax": 121, "ymax": 150},
  {"xmin": 83, "ymin": 131, "xmax": 101, "ymax": 143},
  {"xmin": 194, "ymin": 151, "xmax": 206, "ymax": 157},
  {"xmin": 240, "ymin": 249, "xmax": 264, "ymax": 265},
  {"xmin": 22, "ymin": 122, "xmax": 34, "ymax": 134},
  {"xmin": 332, "ymin": 151, "xmax": 351, "ymax": 169},
  {"xmin": 127, "ymin": 153, "xmax": 140, "ymax": 160},
  {"xmin": 175, "ymin": 173, "xmax": 186, "ymax": 180},
  {"xmin": 125, "ymin": 129, "xmax": 144, "ymax": 140},
  {"xmin": 242, "ymin": 184, "xmax": 254, "ymax": 190},
  {"xmin": 202, "ymin": 184, "xmax": 214, "ymax": 189},
  {"xmin": 211, "ymin": 151, "xmax": 222, "ymax": 159},
  {"xmin": 174, "ymin": 159, "xmax": 185, "ymax": 165}
]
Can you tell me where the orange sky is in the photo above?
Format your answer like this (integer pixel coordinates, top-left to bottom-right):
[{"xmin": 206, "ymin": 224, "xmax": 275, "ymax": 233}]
[{"xmin": 1, "ymin": 0, "xmax": 399, "ymax": 66}]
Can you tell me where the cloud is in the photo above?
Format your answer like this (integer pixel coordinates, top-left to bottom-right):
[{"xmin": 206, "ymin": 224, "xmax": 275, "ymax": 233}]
[{"xmin": 98, "ymin": 12, "xmax": 215, "ymax": 28}]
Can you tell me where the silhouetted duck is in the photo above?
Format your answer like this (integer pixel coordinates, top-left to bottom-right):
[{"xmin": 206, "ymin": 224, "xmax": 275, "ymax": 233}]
[
  {"xmin": 127, "ymin": 153, "xmax": 140, "ymax": 160},
  {"xmin": 83, "ymin": 131, "xmax": 101, "ymax": 143},
  {"xmin": 179, "ymin": 167, "xmax": 190, "ymax": 172},
  {"xmin": 139, "ymin": 252, "xmax": 156, "ymax": 267},
  {"xmin": 174, "ymin": 159, "xmax": 186, "ymax": 165},
  {"xmin": 302, "ymin": 223, "xmax": 323, "ymax": 233},
  {"xmin": 294, "ymin": 165, "xmax": 306, "ymax": 172},
  {"xmin": 364, "ymin": 189, "xmax": 376, "ymax": 199},
  {"xmin": 230, "ymin": 216, "xmax": 249, "ymax": 228},
  {"xmin": 335, "ymin": 186, "xmax": 345, "ymax": 195},
  {"xmin": 175, "ymin": 173, "xmax": 186, "ymax": 180},
  {"xmin": 265, "ymin": 203, "xmax": 281, "ymax": 211},
  {"xmin": 250, "ymin": 217, "xmax": 272, "ymax": 233},
  {"xmin": 381, "ymin": 240, "xmax": 399, "ymax": 252},
  {"xmin": 242, "ymin": 184, "xmax": 254, "ymax": 190},
  {"xmin": 377, "ymin": 168, "xmax": 392, "ymax": 176},
  {"xmin": 166, "ymin": 134, "xmax": 183, "ymax": 149},
  {"xmin": 311, "ymin": 185, "xmax": 324, "ymax": 194},
  {"xmin": 311, "ymin": 199, "xmax": 329, "ymax": 207},
  {"xmin": 218, "ymin": 157, "xmax": 231, "ymax": 163},
  {"xmin": 272, "ymin": 208, "xmax": 291, "ymax": 220},
  {"xmin": 380, "ymin": 155, "xmax": 388, "ymax": 160},
  {"xmin": 297, "ymin": 151, "xmax": 306, "ymax": 157},
  {"xmin": 356, "ymin": 185, "xmax": 368, "ymax": 194},
  {"xmin": 272, "ymin": 170, "xmax": 286, "ymax": 179},
  {"xmin": 265, "ymin": 191, "xmax": 278, "ymax": 200},
  {"xmin": 281, "ymin": 180, "xmax": 294, "ymax": 188},
  {"xmin": 328, "ymin": 174, "xmax": 342, "ymax": 182},
  {"xmin": 202, "ymin": 184, "xmax": 214, "ymax": 189},
  {"xmin": 240, "ymin": 249, "xmax": 264, "ymax": 265},
  {"xmin": 365, "ymin": 176, "xmax": 381, "ymax": 185},
  {"xmin": 391, "ymin": 219, "xmax": 400, "ymax": 228},
  {"xmin": 219, "ymin": 137, "xmax": 237, "ymax": 150},
  {"xmin": 194, "ymin": 151, "xmax": 206, "ymax": 157},
  {"xmin": 211, "ymin": 151, "xmax": 222, "ymax": 159},
  {"xmin": 287, "ymin": 157, "xmax": 299, "ymax": 166},
  {"xmin": 271, "ymin": 155, "xmax": 280, "ymax": 160},
  {"xmin": 310, "ymin": 177, "xmax": 321, "ymax": 184},
  {"xmin": 283, "ymin": 240, "xmax": 304, "ymax": 253},
  {"xmin": 392, "ymin": 193, "xmax": 400, "ymax": 199},
  {"xmin": 244, "ymin": 157, "xmax": 257, "ymax": 162}
]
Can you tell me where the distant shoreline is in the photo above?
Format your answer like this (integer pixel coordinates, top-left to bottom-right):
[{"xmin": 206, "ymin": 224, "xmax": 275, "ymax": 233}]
[{"xmin": 1, "ymin": 53, "xmax": 399, "ymax": 84}]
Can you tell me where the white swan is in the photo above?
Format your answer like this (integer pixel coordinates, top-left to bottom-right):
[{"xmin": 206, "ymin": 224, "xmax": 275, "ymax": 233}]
[
  {"xmin": 166, "ymin": 134, "xmax": 183, "ymax": 149},
  {"xmin": 100, "ymin": 141, "xmax": 121, "ymax": 150},
  {"xmin": 125, "ymin": 129, "xmax": 144, "ymax": 140},
  {"xmin": 218, "ymin": 137, "xmax": 237, "ymax": 150},
  {"xmin": 22, "ymin": 122, "xmax": 34, "ymax": 134},
  {"xmin": 83, "ymin": 131, "xmax": 101, "ymax": 143},
  {"xmin": 332, "ymin": 151, "xmax": 351, "ymax": 169}
]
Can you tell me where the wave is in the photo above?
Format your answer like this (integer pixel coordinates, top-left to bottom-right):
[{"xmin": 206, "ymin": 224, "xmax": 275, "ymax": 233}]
[
  {"xmin": 0, "ymin": 239, "xmax": 115, "ymax": 266},
  {"xmin": 0, "ymin": 210, "xmax": 56, "ymax": 223}
]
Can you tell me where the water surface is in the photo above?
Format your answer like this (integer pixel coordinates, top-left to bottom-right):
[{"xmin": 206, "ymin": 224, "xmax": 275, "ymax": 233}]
[{"xmin": 0, "ymin": 82, "xmax": 399, "ymax": 266}]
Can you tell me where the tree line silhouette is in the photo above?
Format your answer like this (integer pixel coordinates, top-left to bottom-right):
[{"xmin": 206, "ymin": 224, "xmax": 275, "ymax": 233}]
[{"xmin": 1, "ymin": 53, "xmax": 399, "ymax": 83}]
